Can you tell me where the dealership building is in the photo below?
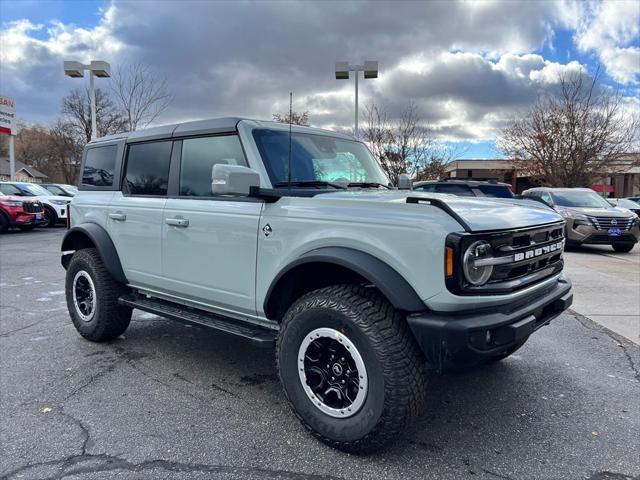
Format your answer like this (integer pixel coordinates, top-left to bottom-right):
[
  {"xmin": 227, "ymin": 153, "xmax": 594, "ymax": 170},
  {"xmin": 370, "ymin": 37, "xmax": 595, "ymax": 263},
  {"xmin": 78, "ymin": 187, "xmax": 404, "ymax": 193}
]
[{"xmin": 443, "ymin": 155, "xmax": 640, "ymax": 197}]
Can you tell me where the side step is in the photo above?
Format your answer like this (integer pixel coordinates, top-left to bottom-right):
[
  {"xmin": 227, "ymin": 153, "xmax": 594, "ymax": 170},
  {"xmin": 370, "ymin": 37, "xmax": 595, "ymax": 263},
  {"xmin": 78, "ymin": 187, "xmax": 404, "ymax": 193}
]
[{"xmin": 118, "ymin": 294, "xmax": 276, "ymax": 348}]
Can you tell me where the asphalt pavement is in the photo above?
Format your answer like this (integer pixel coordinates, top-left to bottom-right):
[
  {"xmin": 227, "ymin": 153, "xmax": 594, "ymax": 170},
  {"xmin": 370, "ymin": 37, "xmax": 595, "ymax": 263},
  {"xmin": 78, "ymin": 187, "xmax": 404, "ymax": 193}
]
[{"xmin": 1, "ymin": 228, "xmax": 639, "ymax": 480}]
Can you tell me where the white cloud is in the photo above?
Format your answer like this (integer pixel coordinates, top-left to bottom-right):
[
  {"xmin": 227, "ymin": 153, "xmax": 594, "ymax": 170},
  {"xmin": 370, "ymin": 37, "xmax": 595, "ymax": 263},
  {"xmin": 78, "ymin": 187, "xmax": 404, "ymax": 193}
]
[{"xmin": 574, "ymin": 0, "xmax": 640, "ymax": 84}]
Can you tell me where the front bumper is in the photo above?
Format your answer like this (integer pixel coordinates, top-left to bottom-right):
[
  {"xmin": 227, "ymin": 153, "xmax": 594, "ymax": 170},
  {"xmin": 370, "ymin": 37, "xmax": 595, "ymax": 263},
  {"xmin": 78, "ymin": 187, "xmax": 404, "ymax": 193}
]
[
  {"xmin": 566, "ymin": 220, "xmax": 639, "ymax": 245},
  {"xmin": 407, "ymin": 276, "xmax": 572, "ymax": 371}
]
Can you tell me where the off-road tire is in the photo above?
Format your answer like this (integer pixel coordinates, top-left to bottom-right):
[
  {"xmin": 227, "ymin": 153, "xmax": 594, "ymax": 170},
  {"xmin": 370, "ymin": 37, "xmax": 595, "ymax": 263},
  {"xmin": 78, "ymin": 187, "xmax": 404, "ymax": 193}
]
[
  {"xmin": 277, "ymin": 284, "xmax": 427, "ymax": 453},
  {"xmin": 612, "ymin": 242, "xmax": 635, "ymax": 253},
  {"xmin": 65, "ymin": 248, "xmax": 132, "ymax": 342},
  {"xmin": 43, "ymin": 206, "xmax": 58, "ymax": 228}
]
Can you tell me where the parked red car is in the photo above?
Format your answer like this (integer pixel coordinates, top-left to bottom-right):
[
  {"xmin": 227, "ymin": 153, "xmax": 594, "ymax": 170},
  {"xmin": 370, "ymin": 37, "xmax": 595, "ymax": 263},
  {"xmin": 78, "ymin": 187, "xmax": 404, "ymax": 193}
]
[{"xmin": 0, "ymin": 195, "xmax": 45, "ymax": 232}]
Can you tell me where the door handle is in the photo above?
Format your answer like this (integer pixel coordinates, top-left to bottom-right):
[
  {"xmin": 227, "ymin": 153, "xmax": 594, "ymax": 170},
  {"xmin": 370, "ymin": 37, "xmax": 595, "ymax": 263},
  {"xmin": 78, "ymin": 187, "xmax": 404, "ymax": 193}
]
[
  {"xmin": 109, "ymin": 213, "xmax": 126, "ymax": 221},
  {"xmin": 165, "ymin": 217, "xmax": 189, "ymax": 228}
]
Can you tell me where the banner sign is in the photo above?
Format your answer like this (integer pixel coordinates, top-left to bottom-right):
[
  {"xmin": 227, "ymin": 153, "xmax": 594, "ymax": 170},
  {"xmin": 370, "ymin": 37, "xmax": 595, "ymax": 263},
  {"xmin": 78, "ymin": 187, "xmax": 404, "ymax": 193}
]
[{"xmin": 0, "ymin": 96, "xmax": 16, "ymax": 135}]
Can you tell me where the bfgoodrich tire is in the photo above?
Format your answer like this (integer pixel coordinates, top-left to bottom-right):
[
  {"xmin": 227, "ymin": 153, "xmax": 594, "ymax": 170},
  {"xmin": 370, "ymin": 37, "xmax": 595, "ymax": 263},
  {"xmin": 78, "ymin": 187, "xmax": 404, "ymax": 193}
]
[
  {"xmin": 277, "ymin": 285, "xmax": 427, "ymax": 453},
  {"xmin": 65, "ymin": 248, "xmax": 132, "ymax": 342},
  {"xmin": 612, "ymin": 242, "xmax": 635, "ymax": 253}
]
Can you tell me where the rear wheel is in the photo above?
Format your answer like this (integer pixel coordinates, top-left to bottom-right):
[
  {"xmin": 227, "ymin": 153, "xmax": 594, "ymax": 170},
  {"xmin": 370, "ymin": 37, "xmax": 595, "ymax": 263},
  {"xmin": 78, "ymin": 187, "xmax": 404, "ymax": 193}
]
[
  {"xmin": 43, "ymin": 206, "xmax": 58, "ymax": 228},
  {"xmin": 65, "ymin": 248, "xmax": 132, "ymax": 342},
  {"xmin": 612, "ymin": 242, "xmax": 635, "ymax": 253},
  {"xmin": 277, "ymin": 285, "xmax": 427, "ymax": 453}
]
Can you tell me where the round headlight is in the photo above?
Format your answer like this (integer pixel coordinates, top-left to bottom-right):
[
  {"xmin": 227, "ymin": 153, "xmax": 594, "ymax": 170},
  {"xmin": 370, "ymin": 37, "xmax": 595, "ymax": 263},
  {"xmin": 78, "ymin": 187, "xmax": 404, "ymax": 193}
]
[{"xmin": 463, "ymin": 240, "xmax": 494, "ymax": 286}]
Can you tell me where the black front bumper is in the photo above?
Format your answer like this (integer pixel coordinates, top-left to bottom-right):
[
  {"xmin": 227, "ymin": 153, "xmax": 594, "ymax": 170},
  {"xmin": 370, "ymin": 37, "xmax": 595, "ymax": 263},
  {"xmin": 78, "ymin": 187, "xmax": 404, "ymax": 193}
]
[{"xmin": 407, "ymin": 277, "xmax": 572, "ymax": 371}]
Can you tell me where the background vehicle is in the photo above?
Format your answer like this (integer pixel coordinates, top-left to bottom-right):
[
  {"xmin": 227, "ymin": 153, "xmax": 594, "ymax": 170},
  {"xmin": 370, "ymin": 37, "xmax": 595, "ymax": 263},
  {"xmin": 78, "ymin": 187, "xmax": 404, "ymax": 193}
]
[
  {"xmin": 0, "ymin": 182, "xmax": 70, "ymax": 228},
  {"xmin": 413, "ymin": 178, "xmax": 514, "ymax": 198},
  {"xmin": 41, "ymin": 183, "xmax": 78, "ymax": 197},
  {"xmin": 608, "ymin": 198, "xmax": 640, "ymax": 216},
  {"xmin": 626, "ymin": 196, "xmax": 640, "ymax": 203},
  {"xmin": 62, "ymin": 118, "xmax": 572, "ymax": 452},
  {"xmin": 0, "ymin": 194, "xmax": 44, "ymax": 232},
  {"xmin": 522, "ymin": 187, "xmax": 639, "ymax": 252}
]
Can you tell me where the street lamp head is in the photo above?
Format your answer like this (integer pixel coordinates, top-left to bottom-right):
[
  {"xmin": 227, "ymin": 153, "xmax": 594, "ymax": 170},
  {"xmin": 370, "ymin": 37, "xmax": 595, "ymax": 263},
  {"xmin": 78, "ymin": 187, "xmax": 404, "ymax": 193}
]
[
  {"xmin": 363, "ymin": 61, "xmax": 378, "ymax": 79},
  {"xmin": 89, "ymin": 60, "xmax": 111, "ymax": 78},
  {"xmin": 63, "ymin": 61, "xmax": 85, "ymax": 78},
  {"xmin": 335, "ymin": 61, "xmax": 350, "ymax": 80}
]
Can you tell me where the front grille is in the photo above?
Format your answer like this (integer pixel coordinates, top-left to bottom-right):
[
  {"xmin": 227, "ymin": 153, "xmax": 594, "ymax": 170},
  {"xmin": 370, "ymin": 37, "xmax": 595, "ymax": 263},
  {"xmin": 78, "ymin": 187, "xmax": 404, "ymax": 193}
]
[
  {"xmin": 22, "ymin": 201, "xmax": 43, "ymax": 213},
  {"xmin": 588, "ymin": 216, "xmax": 633, "ymax": 231},
  {"xmin": 448, "ymin": 221, "xmax": 566, "ymax": 295}
]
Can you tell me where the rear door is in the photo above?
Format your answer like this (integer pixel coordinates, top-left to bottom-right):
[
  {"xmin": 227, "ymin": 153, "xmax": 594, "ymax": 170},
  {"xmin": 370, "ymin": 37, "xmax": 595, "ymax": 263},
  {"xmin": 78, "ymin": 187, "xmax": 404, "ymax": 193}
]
[
  {"xmin": 108, "ymin": 140, "xmax": 173, "ymax": 289},
  {"xmin": 162, "ymin": 135, "xmax": 262, "ymax": 317}
]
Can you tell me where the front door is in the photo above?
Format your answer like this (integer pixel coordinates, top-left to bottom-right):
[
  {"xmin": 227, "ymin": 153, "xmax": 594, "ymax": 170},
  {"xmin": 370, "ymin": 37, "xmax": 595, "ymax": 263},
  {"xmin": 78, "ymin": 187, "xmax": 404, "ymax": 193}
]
[
  {"xmin": 108, "ymin": 140, "xmax": 173, "ymax": 289},
  {"xmin": 162, "ymin": 135, "xmax": 262, "ymax": 318}
]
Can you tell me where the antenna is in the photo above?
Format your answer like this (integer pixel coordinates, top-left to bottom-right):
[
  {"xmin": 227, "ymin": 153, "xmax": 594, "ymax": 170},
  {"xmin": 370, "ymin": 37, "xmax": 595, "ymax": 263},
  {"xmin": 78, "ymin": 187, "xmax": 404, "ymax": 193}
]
[{"xmin": 288, "ymin": 91, "xmax": 293, "ymax": 191}]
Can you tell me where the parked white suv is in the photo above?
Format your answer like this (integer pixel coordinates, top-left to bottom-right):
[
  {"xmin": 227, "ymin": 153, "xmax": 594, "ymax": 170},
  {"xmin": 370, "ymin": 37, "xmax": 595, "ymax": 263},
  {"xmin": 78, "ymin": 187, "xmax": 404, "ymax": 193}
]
[
  {"xmin": 61, "ymin": 118, "xmax": 573, "ymax": 452},
  {"xmin": 0, "ymin": 182, "xmax": 70, "ymax": 227}
]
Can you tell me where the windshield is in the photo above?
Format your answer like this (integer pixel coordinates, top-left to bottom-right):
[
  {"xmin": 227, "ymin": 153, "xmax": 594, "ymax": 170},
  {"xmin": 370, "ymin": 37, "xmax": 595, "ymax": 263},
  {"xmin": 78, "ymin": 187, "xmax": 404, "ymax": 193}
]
[
  {"xmin": 252, "ymin": 129, "xmax": 390, "ymax": 187},
  {"xmin": 552, "ymin": 190, "xmax": 612, "ymax": 208},
  {"xmin": 18, "ymin": 183, "xmax": 52, "ymax": 196}
]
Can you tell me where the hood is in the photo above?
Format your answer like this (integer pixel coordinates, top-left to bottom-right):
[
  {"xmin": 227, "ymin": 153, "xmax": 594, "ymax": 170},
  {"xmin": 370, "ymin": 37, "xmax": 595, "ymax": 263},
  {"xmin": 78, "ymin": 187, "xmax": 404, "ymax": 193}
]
[
  {"xmin": 315, "ymin": 190, "xmax": 564, "ymax": 232},
  {"xmin": 35, "ymin": 195, "xmax": 70, "ymax": 203},
  {"xmin": 557, "ymin": 206, "xmax": 634, "ymax": 218}
]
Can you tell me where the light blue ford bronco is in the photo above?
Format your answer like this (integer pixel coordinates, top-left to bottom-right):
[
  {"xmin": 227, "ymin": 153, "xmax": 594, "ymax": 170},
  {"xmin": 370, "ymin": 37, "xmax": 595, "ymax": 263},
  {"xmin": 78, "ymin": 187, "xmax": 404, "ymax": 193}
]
[{"xmin": 61, "ymin": 118, "xmax": 572, "ymax": 452}]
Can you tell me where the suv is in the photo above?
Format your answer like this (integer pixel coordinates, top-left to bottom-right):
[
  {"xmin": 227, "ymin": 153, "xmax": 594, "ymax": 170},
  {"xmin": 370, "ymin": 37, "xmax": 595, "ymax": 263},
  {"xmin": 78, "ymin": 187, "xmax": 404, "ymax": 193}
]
[
  {"xmin": 0, "ymin": 194, "xmax": 44, "ymax": 232},
  {"xmin": 413, "ymin": 178, "xmax": 514, "ymax": 198},
  {"xmin": 61, "ymin": 118, "xmax": 573, "ymax": 452},
  {"xmin": 522, "ymin": 187, "xmax": 640, "ymax": 253},
  {"xmin": 41, "ymin": 183, "xmax": 78, "ymax": 197},
  {"xmin": 0, "ymin": 182, "xmax": 70, "ymax": 228}
]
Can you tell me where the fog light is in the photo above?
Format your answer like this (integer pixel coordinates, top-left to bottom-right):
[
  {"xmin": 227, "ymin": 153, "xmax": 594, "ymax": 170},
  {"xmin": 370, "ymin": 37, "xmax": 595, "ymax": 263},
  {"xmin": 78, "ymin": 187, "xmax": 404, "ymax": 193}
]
[{"xmin": 485, "ymin": 330, "xmax": 492, "ymax": 344}]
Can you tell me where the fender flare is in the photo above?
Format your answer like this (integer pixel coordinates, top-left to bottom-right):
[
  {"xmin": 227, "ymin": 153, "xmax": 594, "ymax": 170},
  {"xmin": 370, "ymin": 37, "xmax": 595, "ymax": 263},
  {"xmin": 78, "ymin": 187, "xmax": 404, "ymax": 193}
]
[
  {"xmin": 264, "ymin": 246, "xmax": 426, "ymax": 314},
  {"xmin": 61, "ymin": 223, "xmax": 127, "ymax": 284}
]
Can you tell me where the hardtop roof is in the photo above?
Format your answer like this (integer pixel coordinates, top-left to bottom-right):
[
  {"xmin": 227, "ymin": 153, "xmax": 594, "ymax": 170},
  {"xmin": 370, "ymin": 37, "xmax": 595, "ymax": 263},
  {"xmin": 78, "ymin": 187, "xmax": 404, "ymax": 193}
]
[{"xmin": 89, "ymin": 117, "xmax": 356, "ymax": 145}]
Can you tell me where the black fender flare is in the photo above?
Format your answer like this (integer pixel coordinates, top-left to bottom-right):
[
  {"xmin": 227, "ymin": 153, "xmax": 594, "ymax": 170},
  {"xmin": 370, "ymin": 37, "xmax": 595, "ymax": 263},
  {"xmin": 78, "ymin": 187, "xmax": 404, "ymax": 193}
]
[
  {"xmin": 61, "ymin": 223, "xmax": 127, "ymax": 284},
  {"xmin": 264, "ymin": 246, "xmax": 426, "ymax": 314}
]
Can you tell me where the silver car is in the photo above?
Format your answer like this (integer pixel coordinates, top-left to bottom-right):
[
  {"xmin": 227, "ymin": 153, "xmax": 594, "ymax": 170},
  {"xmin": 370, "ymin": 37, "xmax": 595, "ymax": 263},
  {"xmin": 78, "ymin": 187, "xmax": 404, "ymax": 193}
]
[{"xmin": 522, "ymin": 187, "xmax": 640, "ymax": 252}]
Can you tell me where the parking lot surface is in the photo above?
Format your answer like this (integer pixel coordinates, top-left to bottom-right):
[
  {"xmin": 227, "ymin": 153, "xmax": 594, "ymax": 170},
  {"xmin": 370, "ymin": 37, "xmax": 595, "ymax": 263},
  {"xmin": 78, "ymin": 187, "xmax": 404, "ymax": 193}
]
[{"xmin": 1, "ymin": 229, "xmax": 639, "ymax": 480}]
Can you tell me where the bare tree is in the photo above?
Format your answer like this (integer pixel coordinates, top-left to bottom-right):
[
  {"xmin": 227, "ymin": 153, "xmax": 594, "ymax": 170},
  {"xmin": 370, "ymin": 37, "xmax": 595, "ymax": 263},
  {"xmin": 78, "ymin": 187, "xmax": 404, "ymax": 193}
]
[
  {"xmin": 111, "ymin": 62, "xmax": 173, "ymax": 130},
  {"xmin": 498, "ymin": 69, "xmax": 639, "ymax": 187},
  {"xmin": 362, "ymin": 101, "xmax": 458, "ymax": 185},
  {"xmin": 272, "ymin": 110, "xmax": 310, "ymax": 126},
  {"xmin": 62, "ymin": 88, "xmax": 127, "ymax": 143},
  {"xmin": 48, "ymin": 120, "xmax": 83, "ymax": 183}
]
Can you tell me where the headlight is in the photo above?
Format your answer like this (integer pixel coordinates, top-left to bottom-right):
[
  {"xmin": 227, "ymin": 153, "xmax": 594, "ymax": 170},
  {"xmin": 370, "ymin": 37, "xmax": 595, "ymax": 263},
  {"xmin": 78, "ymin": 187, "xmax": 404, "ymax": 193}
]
[
  {"xmin": 463, "ymin": 240, "xmax": 494, "ymax": 286},
  {"xmin": 558, "ymin": 209, "xmax": 590, "ymax": 226},
  {"xmin": 50, "ymin": 199, "xmax": 68, "ymax": 205},
  {"xmin": 0, "ymin": 200, "xmax": 22, "ymax": 207}
]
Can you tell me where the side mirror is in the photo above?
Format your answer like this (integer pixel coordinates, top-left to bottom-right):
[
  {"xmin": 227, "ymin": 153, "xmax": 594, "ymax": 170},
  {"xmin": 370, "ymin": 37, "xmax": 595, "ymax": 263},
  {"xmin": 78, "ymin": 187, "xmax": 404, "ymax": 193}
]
[
  {"xmin": 211, "ymin": 164, "xmax": 260, "ymax": 196},
  {"xmin": 398, "ymin": 174, "xmax": 413, "ymax": 190}
]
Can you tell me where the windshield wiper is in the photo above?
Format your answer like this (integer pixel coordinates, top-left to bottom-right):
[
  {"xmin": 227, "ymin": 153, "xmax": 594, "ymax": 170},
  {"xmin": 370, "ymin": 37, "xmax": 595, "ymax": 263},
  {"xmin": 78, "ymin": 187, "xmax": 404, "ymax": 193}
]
[
  {"xmin": 347, "ymin": 182, "xmax": 391, "ymax": 189},
  {"xmin": 273, "ymin": 181, "xmax": 347, "ymax": 189}
]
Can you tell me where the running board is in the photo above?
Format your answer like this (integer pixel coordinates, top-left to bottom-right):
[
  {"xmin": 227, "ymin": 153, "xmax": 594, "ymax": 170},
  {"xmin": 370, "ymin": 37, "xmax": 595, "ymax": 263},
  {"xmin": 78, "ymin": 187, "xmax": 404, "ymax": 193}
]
[{"xmin": 118, "ymin": 294, "xmax": 276, "ymax": 348}]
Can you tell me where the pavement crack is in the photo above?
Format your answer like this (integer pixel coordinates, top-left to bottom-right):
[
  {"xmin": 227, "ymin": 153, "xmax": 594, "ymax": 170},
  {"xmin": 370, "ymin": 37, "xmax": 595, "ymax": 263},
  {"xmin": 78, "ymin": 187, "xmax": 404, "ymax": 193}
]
[
  {"xmin": 480, "ymin": 468, "xmax": 517, "ymax": 480},
  {"xmin": 1, "ymin": 453, "xmax": 341, "ymax": 480},
  {"xmin": 0, "ymin": 321, "xmax": 41, "ymax": 337}
]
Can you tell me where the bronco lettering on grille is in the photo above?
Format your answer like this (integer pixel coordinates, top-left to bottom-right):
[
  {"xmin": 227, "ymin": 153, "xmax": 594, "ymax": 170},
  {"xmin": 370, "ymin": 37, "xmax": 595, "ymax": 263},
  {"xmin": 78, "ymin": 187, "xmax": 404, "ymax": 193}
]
[{"xmin": 513, "ymin": 241, "xmax": 564, "ymax": 262}]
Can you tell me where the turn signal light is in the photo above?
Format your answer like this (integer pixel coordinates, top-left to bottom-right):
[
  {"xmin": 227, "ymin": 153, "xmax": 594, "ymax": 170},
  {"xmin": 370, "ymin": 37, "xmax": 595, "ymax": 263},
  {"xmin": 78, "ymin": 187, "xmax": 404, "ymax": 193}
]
[{"xmin": 445, "ymin": 247, "xmax": 454, "ymax": 278}]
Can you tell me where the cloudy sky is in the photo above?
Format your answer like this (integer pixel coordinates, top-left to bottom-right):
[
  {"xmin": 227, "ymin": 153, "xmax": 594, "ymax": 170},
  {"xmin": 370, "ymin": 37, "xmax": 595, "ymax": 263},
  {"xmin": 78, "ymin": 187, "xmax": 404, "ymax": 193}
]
[{"xmin": 1, "ymin": 0, "xmax": 639, "ymax": 158}]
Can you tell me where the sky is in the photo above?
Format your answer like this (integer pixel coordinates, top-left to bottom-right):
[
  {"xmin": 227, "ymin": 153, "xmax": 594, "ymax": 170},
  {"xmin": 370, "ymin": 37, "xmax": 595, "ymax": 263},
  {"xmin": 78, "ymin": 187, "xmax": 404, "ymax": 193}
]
[{"xmin": 1, "ymin": 0, "xmax": 639, "ymax": 158}]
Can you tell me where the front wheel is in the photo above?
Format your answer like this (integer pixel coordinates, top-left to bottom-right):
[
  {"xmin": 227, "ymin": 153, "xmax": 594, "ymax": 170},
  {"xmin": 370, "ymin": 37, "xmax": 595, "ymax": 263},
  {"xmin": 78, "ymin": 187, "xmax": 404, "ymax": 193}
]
[
  {"xmin": 612, "ymin": 242, "xmax": 635, "ymax": 253},
  {"xmin": 65, "ymin": 248, "xmax": 132, "ymax": 342},
  {"xmin": 277, "ymin": 285, "xmax": 427, "ymax": 453},
  {"xmin": 43, "ymin": 206, "xmax": 58, "ymax": 228}
]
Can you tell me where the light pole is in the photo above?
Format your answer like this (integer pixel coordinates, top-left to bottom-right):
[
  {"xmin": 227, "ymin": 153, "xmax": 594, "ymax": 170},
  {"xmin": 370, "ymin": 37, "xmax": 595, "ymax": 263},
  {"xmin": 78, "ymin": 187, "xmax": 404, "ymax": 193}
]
[
  {"xmin": 335, "ymin": 61, "xmax": 378, "ymax": 138},
  {"xmin": 63, "ymin": 60, "xmax": 111, "ymax": 141}
]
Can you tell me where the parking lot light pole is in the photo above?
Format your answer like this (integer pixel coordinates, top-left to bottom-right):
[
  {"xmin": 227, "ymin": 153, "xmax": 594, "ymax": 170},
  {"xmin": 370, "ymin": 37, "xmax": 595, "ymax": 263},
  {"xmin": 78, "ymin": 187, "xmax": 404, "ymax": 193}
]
[
  {"xmin": 335, "ymin": 61, "xmax": 378, "ymax": 138},
  {"xmin": 63, "ymin": 60, "xmax": 111, "ymax": 141}
]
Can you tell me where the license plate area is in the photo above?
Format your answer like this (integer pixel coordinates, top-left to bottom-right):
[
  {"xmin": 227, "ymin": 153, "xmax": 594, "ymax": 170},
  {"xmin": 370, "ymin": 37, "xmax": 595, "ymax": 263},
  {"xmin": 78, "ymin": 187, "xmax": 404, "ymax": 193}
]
[{"xmin": 608, "ymin": 228, "xmax": 621, "ymax": 236}]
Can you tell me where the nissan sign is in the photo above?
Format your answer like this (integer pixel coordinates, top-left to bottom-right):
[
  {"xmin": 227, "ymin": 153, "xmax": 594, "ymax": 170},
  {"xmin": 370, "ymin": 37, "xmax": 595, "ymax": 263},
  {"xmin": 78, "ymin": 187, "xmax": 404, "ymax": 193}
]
[{"xmin": 0, "ymin": 96, "xmax": 16, "ymax": 136}]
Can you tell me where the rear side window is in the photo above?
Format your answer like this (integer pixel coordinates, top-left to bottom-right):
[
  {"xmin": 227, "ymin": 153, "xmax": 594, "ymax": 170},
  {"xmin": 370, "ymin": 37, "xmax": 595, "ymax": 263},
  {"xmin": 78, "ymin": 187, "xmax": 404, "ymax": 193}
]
[
  {"xmin": 82, "ymin": 145, "xmax": 117, "ymax": 187},
  {"xmin": 435, "ymin": 184, "xmax": 475, "ymax": 196},
  {"xmin": 180, "ymin": 135, "xmax": 247, "ymax": 196},
  {"xmin": 477, "ymin": 185, "xmax": 513, "ymax": 198},
  {"xmin": 123, "ymin": 141, "xmax": 173, "ymax": 196}
]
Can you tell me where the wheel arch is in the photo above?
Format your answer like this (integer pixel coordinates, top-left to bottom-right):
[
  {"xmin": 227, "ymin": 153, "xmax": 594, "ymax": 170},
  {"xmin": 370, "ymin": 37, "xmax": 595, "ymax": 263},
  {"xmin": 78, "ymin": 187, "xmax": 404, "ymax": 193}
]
[
  {"xmin": 263, "ymin": 247, "xmax": 426, "ymax": 321},
  {"xmin": 61, "ymin": 223, "xmax": 127, "ymax": 284}
]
